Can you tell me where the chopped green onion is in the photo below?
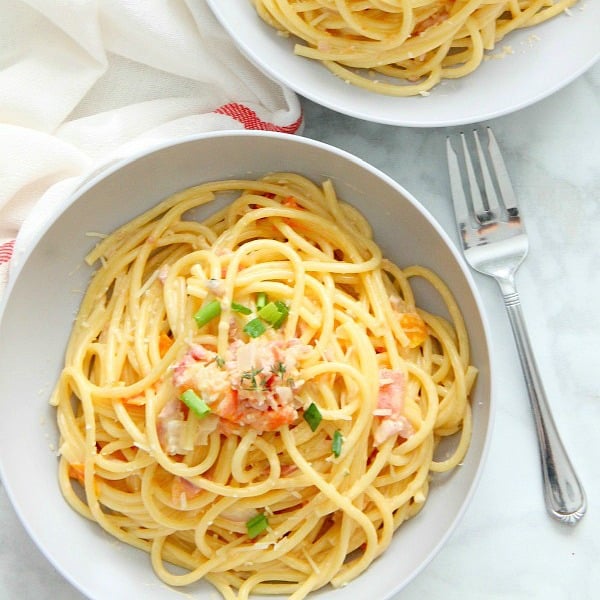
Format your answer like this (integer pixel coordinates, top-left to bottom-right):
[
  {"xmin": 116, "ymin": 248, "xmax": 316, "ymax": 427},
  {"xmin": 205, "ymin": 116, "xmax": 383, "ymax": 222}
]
[
  {"xmin": 274, "ymin": 300, "xmax": 289, "ymax": 314},
  {"xmin": 246, "ymin": 513, "xmax": 269, "ymax": 539},
  {"xmin": 257, "ymin": 301, "xmax": 283, "ymax": 325},
  {"xmin": 257, "ymin": 300, "xmax": 289, "ymax": 328},
  {"xmin": 194, "ymin": 299, "xmax": 221, "ymax": 328},
  {"xmin": 303, "ymin": 402, "xmax": 322, "ymax": 432},
  {"xmin": 243, "ymin": 317, "xmax": 267, "ymax": 338},
  {"xmin": 256, "ymin": 292, "xmax": 268, "ymax": 310},
  {"xmin": 231, "ymin": 301, "xmax": 252, "ymax": 315},
  {"xmin": 272, "ymin": 300, "xmax": 289, "ymax": 329},
  {"xmin": 332, "ymin": 430, "xmax": 343, "ymax": 458},
  {"xmin": 180, "ymin": 389, "xmax": 211, "ymax": 418}
]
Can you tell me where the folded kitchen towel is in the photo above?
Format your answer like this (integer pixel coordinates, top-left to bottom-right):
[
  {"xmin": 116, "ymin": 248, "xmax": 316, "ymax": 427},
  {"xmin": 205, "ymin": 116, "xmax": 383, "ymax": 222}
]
[{"xmin": 0, "ymin": 0, "xmax": 302, "ymax": 298}]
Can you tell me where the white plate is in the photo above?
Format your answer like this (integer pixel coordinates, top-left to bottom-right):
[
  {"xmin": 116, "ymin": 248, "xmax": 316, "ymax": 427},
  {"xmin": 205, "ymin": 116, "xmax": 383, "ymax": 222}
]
[
  {"xmin": 207, "ymin": 1, "xmax": 600, "ymax": 127},
  {"xmin": 0, "ymin": 132, "xmax": 493, "ymax": 600}
]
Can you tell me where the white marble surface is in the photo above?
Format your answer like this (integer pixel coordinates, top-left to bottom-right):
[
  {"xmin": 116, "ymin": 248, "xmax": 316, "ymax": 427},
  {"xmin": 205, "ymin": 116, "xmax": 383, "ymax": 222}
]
[{"xmin": 1, "ymin": 64, "xmax": 599, "ymax": 599}]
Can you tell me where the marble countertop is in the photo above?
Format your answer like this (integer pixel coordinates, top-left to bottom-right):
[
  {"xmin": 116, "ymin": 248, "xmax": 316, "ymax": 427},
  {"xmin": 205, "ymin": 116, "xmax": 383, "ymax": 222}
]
[{"xmin": 1, "ymin": 64, "xmax": 598, "ymax": 599}]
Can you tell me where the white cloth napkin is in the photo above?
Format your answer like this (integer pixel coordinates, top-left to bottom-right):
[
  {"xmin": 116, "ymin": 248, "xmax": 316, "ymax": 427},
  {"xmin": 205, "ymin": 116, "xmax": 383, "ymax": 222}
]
[{"xmin": 0, "ymin": 0, "xmax": 302, "ymax": 298}]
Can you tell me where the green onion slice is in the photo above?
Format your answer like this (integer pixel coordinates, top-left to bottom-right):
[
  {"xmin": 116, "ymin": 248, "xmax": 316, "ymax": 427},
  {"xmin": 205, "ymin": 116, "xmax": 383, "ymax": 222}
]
[
  {"xmin": 256, "ymin": 292, "xmax": 268, "ymax": 310},
  {"xmin": 272, "ymin": 300, "xmax": 289, "ymax": 329},
  {"xmin": 246, "ymin": 513, "xmax": 269, "ymax": 539},
  {"xmin": 257, "ymin": 300, "xmax": 289, "ymax": 329},
  {"xmin": 332, "ymin": 430, "xmax": 343, "ymax": 458},
  {"xmin": 231, "ymin": 301, "xmax": 252, "ymax": 315},
  {"xmin": 243, "ymin": 317, "xmax": 267, "ymax": 338},
  {"xmin": 257, "ymin": 301, "xmax": 282, "ymax": 324},
  {"xmin": 194, "ymin": 299, "xmax": 221, "ymax": 328},
  {"xmin": 303, "ymin": 402, "xmax": 322, "ymax": 432},
  {"xmin": 180, "ymin": 389, "xmax": 211, "ymax": 418}
]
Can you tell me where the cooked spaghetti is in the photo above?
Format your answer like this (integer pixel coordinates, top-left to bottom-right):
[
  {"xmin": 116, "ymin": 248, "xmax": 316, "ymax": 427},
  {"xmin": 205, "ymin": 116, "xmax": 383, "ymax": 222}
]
[
  {"xmin": 52, "ymin": 173, "xmax": 477, "ymax": 599},
  {"xmin": 253, "ymin": 0, "xmax": 577, "ymax": 96}
]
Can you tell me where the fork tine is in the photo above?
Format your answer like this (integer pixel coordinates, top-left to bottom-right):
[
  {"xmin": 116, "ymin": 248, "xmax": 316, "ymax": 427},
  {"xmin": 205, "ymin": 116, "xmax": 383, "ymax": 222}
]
[
  {"xmin": 473, "ymin": 129, "xmax": 500, "ymax": 217},
  {"xmin": 459, "ymin": 131, "xmax": 489, "ymax": 224},
  {"xmin": 445, "ymin": 136, "xmax": 471, "ymax": 237},
  {"xmin": 485, "ymin": 127, "xmax": 520, "ymax": 217}
]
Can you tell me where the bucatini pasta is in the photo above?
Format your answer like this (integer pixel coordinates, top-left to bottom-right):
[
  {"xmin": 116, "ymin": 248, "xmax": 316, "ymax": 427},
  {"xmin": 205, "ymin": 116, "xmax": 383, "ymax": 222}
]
[
  {"xmin": 52, "ymin": 173, "xmax": 477, "ymax": 599},
  {"xmin": 252, "ymin": 0, "xmax": 578, "ymax": 96}
]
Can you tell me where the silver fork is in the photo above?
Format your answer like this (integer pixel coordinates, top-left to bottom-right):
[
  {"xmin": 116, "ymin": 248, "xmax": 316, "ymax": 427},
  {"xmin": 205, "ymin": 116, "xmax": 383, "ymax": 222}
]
[{"xmin": 446, "ymin": 127, "xmax": 586, "ymax": 524}]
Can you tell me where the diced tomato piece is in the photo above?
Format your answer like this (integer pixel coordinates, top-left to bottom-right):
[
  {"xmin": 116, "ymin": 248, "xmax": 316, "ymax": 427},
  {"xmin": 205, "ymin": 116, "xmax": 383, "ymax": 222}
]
[
  {"xmin": 399, "ymin": 312, "xmax": 427, "ymax": 347},
  {"xmin": 159, "ymin": 332, "xmax": 174, "ymax": 357},
  {"xmin": 68, "ymin": 463, "xmax": 85, "ymax": 485}
]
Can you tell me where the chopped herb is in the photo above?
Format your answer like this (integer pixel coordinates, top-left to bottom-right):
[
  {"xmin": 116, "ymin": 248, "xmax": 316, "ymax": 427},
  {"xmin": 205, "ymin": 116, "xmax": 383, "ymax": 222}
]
[
  {"xmin": 207, "ymin": 354, "xmax": 225, "ymax": 369},
  {"xmin": 270, "ymin": 361, "xmax": 287, "ymax": 379},
  {"xmin": 258, "ymin": 301, "xmax": 283, "ymax": 324},
  {"xmin": 257, "ymin": 300, "xmax": 289, "ymax": 329},
  {"xmin": 332, "ymin": 430, "xmax": 343, "ymax": 457},
  {"xmin": 246, "ymin": 512, "xmax": 269, "ymax": 539},
  {"xmin": 243, "ymin": 317, "xmax": 267, "ymax": 338},
  {"xmin": 180, "ymin": 389, "xmax": 211, "ymax": 418},
  {"xmin": 272, "ymin": 300, "xmax": 289, "ymax": 329},
  {"xmin": 240, "ymin": 367, "xmax": 266, "ymax": 391},
  {"xmin": 231, "ymin": 301, "xmax": 252, "ymax": 315},
  {"xmin": 256, "ymin": 292, "xmax": 268, "ymax": 310},
  {"xmin": 303, "ymin": 402, "xmax": 322, "ymax": 432},
  {"xmin": 194, "ymin": 299, "xmax": 221, "ymax": 328},
  {"xmin": 274, "ymin": 300, "xmax": 288, "ymax": 313}
]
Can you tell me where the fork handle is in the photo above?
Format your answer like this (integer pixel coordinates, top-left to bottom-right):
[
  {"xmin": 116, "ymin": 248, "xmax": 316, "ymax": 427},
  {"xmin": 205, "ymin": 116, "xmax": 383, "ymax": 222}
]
[{"xmin": 502, "ymin": 288, "xmax": 586, "ymax": 523}]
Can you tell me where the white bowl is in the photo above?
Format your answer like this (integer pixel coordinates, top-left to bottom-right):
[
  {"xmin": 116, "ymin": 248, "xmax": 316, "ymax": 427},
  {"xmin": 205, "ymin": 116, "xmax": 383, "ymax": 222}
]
[
  {"xmin": 207, "ymin": 0, "xmax": 600, "ymax": 127},
  {"xmin": 0, "ymin": 131, "xmax": 493, "ymax": 600}
]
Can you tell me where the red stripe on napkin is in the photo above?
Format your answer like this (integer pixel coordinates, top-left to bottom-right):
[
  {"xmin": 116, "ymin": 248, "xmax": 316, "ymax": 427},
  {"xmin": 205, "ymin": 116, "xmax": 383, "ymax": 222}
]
[
  {"xmin": 0, "ymin": 240, "xmax": 15, "ymax": 265},
  {"xmin": 214, "ymin": 103, "xmax": 302, "ymax": 133}
]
